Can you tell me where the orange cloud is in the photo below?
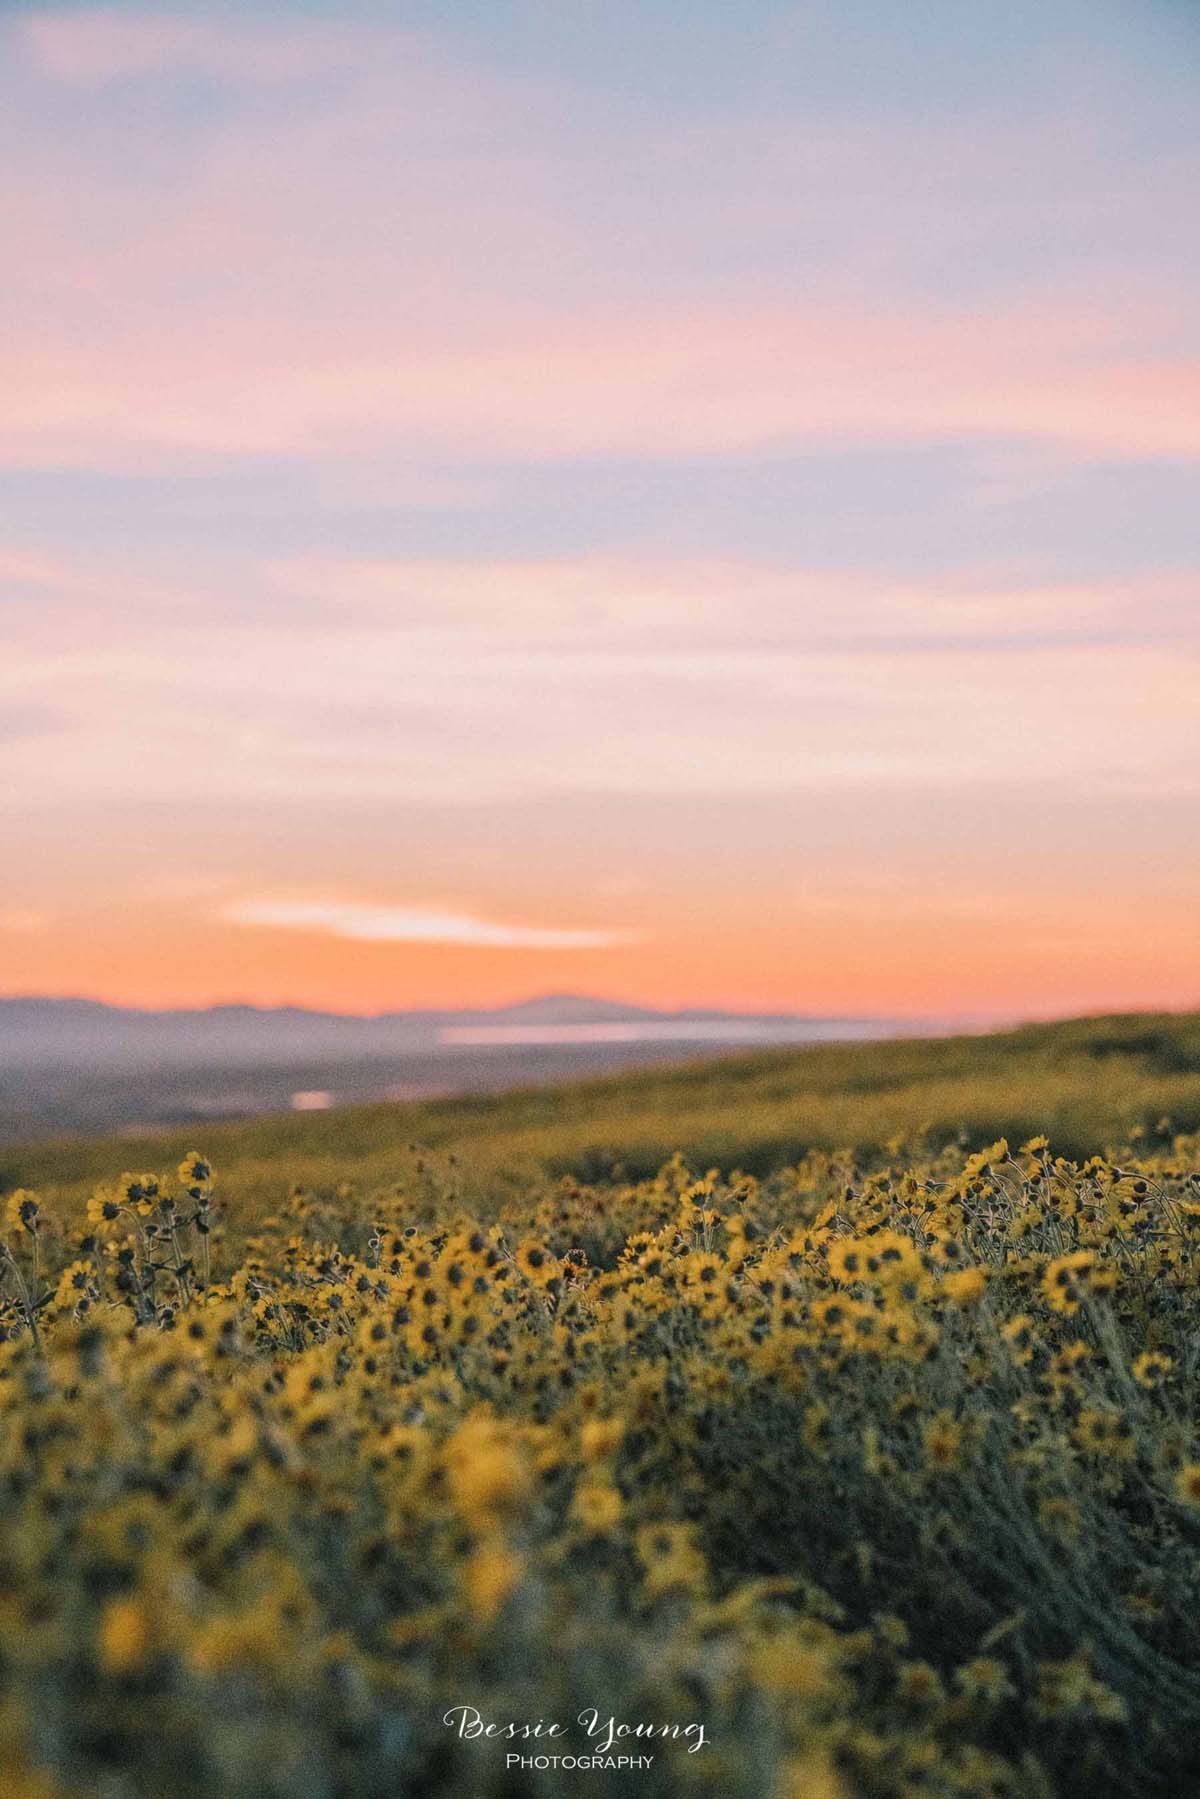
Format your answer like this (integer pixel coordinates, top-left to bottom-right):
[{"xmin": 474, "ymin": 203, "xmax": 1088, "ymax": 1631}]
[
  {"xmin": 3, "ymin": 879, "xmax": 1197, "ymax": 1021},
  {"xmin": 222, "ymin": 898, "xmax": 633, "ymax": 950}
]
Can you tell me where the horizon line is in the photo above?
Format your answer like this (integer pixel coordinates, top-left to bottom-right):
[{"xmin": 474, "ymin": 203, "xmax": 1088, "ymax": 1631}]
[
  {"xmin": 0, "ymin": 988, "xmax": 920, "ymax": 1023},
  {"xmin": 3, "ymin": 990, "xmax": 1196, "ymax": 1031}
]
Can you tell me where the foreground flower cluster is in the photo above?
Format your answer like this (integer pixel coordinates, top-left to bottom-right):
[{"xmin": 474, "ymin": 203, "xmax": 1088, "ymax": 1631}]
[{"xmin": 3, "ymin": 1133, "xmax": 1200, "ymax": 1796}]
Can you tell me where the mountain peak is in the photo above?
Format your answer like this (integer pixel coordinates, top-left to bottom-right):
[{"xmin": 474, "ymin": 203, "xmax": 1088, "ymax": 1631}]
[{"xmin": 492, "ymin": 993, "xmax": 660, "ymax": 1024}]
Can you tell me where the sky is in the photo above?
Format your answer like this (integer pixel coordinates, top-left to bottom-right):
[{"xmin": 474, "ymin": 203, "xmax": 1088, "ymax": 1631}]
[{"xmin": 2, "ymin": 0, "xmax": 1198, "ymax": 1020}]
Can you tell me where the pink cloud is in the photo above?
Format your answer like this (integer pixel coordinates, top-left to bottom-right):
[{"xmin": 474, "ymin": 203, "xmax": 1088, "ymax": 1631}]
[
  {"xmin": 2, "ymin": 293, "xmax": 1199, "ymax": 469},
  {"xmin": 2, "ymin": 11, "xmax": 1198, "ymax": 470},
  {"xmin": 3, "ymin": 544, "xmax": 1197, "ymax": 821},
  {"xmin": 258, "ymin": 555, "xmax": 1200, "ymax": 650},
  {"xmin": 19, "ymin": 9, "xmax": 369, "ymax": 86}
]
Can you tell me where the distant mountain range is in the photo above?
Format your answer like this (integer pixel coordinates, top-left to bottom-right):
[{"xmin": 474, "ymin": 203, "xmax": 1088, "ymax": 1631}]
[{"xmin": 0, "ymin": 994, "xmax": 905, "ymax": 1070}]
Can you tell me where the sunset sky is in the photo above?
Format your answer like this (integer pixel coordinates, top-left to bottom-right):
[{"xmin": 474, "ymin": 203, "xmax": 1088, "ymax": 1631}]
[{"xmin": 3, "ymin": 0, "xmax": 1198, "ymax": 1020}]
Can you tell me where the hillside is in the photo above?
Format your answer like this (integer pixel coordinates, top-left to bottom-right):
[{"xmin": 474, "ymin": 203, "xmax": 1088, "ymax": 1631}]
[
  {"xmin": 6, "ymin": 1010, "xmax": 1199, "ymax": 1227},
  {"xmin": 4, "ymin": 1009, "xmax": 1200, "ymax": 1796}
]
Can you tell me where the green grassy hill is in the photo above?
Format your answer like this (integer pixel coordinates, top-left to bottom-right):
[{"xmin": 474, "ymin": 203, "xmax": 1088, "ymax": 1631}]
[
  {"xmin": 7, "ymin": 1012, "xmax": 1200, "ymax": 1228},
  {"xmin": 5, "ymin": 1011, "xmax": 1200, "ymax": 1797}
]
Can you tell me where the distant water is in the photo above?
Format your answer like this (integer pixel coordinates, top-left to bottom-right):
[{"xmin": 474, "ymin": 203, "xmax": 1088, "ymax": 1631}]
[
  {"xmin": 0, "ymin": 1015, "xmax": 913, "ymax": 1140},
  {"xmin": 440, "ymin": 1020, "xmax": 894, "ymax": 1047}
]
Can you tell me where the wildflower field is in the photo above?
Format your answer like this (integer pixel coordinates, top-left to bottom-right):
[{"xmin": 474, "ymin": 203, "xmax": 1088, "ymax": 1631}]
[{"xmin": 3, "ymin": 1014, "xmax": 1200, "ymax": 1799}]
